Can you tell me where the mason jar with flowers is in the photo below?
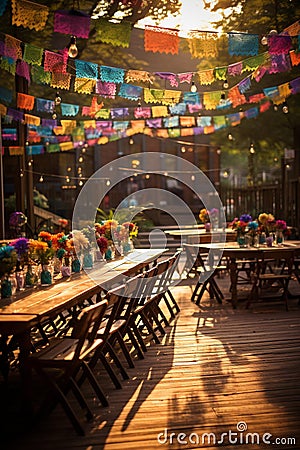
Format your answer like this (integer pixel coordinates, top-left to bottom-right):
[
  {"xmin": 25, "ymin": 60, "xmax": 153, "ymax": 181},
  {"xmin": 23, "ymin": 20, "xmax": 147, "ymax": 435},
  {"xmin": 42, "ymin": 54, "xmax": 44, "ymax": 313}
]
[
  {"xmin": 32, "ymin": 234, "xmax": 55, "ymax": 285},
  {"xmin": 95, "ymin": 220, "xmax": 118, "ymax": 260},
  {"xmin": 122, "ymin": 222, "xmax": 138, "ymax": 254},
  {"xmin": 230, "ymin": 214, "xmax": 252, "ymax": 247},
  {"xmin": 199, "ymin": 208, "xmax": 211, "ymax": 232},
  {"xmin": 247, "ymin": 220, "xmax": 259, "ymax": 247},
  {"xmin": 11, "ymin": 237, "xmax": 29, "ymax": 290},
  {"xmin": 275, "ymin": 219, "xmax": 287, "ymax": 246},
  {"xmin": 0, "ymin": 245, "xmax": 17, "ymax": 298},
  {"xmin": 70, "ymin": 230, "xmax": 90, "ymax": 272}
]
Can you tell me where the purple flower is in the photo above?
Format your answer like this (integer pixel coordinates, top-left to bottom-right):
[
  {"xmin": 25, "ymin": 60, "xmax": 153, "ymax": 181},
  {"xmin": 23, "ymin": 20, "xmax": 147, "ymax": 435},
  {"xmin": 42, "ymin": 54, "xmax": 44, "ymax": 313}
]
[
  {"xmin": 239, "ymin": 214, "xmax": 252, "ymax": 223},
  {"xmin": 275, "ymin": 220, "xmax": 287, "ymax": 230},
  {"xmin": 11, "ymin": 238, "xmax": 29, "ymax": 257}
]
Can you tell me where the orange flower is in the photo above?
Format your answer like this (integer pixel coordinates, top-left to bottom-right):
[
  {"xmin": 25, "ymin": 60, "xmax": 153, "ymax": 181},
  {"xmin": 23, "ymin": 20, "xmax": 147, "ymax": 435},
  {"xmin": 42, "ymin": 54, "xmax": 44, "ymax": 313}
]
[{"xmin": 38, "ymin": 231, "xmax": 52, "ymax": 242}]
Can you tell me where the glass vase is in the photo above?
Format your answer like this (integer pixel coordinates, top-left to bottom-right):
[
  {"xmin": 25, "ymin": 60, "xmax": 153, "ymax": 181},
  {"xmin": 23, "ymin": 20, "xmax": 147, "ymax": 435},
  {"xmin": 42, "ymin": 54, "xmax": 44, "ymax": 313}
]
[
  {"xmin": 122, "ymin": 241, "xmax": 132, "ymax": 255},
  {"xmin": 40, "ymin": 264, "xmax": 53, "ymax": 286},
  {"xmin": 1, "ymin": 276, "xmax": 13, "ymax": 298},
  {"xmin": 83, "ymin": 253, "xmax": 93, "ymax": 269},
  {"xmin": 237, "ymin": 233, "xmax": 247, "ymax": 248},
  {"xmin": 275, "ymin": 230, "xmax": 284, "ymax": 246},
  {"xmin": 61, "ymin": 258, "xmax": 71, "ymax": 277},
  {"xmin": 71, "ymin": 257, "xmax": 81, "ymax": 273},
  {"xmin": 25, "ymin": 264, "xmax": 37, "ymax": 287},
  {"xmin": 16, "ymin": 270, "xmax": 25, "ymax": 291}
]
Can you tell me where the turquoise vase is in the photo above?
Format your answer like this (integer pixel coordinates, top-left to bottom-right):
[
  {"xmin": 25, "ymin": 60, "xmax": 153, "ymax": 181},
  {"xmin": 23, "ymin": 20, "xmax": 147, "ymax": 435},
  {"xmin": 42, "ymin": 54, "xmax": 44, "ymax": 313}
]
[
  {"xmin": 1, "ymin": 277, "xmax": 12, "ymax": 298},
  {"xmin": 40, "ymin": 266, "xmax": 52, "ymax": 285},
  {"xmin": 237, "ymin": 233, "xmax": 246, "ymax": 247},
  {"xmin": 72, "ymin": 258, "xmax": 81, "ymax": 273},
  {"xmin": 83, "ymin": 253, "xmax": 93, "ymax": 269}
]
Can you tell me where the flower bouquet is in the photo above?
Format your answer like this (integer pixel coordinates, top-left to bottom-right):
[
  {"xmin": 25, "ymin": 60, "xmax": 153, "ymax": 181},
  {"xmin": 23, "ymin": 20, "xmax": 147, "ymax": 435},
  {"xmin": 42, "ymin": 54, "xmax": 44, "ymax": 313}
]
[
  {"xmin": 31, "ymin": 234, "xmax": 55, "ymax": 285},
  {"xmin": 10, "ymin": 237, "xmax": 30, "ymax": 290},
  {"xmin": 230, "ymin": 214, "xmax": 252, "ymax": 247},
  {"xmin": 72, "ymin": 229, "xmax": 92, "ymax": 270},
  {"xmin": 199, "ymin": 208, "xmax": 210, "ymax": 231},
  {"xmin": 275, "ymin": 219, "xmax": 287, "ymax": 246},
  {"xmin": 0, "ymin": 245, "xmax": 18, "ymax": 297}
]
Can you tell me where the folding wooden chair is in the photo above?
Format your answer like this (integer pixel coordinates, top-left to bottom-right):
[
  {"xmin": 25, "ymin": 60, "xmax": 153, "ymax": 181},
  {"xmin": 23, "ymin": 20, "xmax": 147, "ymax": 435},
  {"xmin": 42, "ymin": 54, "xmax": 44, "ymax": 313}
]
[
  {"xmin": 27, "ymin": 300, "xmax": 109, "ymax": 435},
  {"xmin": 247, "ymin": 249, "xmax": 294, "ymax": 310},
  {"xmin": 190, "ymin": 247, "xmax": 226, "ymax": 306}
]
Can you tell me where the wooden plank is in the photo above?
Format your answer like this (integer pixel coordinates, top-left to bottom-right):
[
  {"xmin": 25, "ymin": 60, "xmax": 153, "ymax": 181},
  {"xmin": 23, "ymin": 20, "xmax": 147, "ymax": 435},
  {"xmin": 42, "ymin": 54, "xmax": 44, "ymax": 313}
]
[{"xmin": 2, "ymin": 277, "xmax": 300, "ymax": 449}]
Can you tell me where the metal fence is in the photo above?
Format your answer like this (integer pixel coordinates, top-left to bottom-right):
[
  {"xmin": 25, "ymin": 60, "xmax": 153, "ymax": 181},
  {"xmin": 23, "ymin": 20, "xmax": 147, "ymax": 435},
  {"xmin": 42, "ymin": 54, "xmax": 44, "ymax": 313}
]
[{"xmin": 220, "ymin": 179, "xmax": 299, "ymax": 230}]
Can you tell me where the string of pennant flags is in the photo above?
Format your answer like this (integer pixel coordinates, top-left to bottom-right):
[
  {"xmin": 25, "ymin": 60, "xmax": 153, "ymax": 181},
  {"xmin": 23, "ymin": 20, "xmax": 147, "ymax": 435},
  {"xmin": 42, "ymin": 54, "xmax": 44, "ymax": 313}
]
[
  {"xmin": 0, "ymin": 0, "xmax": 300, "ymax": 154},
  {"xmin": 1, "ymin": 0, "xmax": 300, "ymax": 57},
  {"xmin": 0, "ymin": 29, "xmax": 300, "ymax": 118},
  {"xmin": 2, "ymin": 74, "xmax": 300, "ymax": 157},
  {"xmin": 1, "ymin": 30, "xmax": 300, "ymax": 101}
]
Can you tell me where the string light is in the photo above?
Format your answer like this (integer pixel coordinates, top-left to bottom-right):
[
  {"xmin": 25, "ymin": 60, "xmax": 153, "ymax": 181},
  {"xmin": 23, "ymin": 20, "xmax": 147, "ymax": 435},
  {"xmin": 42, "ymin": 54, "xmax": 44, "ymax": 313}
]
[
  {"xmin": 106, "ymin": 179, "xmax": 111, "ymax": 186},
  {"xmin": 261, "ymin": 35, "xmax": 268, "ymax": 45},
  {"xmin": 223, "ymin": 79, "xmax": 229, "ymax": 89},
  {"xmin": 68, "ymin": 36, "xmax": 78, "ymax": 58},
  {"xmin": 249, "ymin": 143, "xmax": 255, "ymax": 153},
  {"xmin": 190, "ymin": 81, "xmax": 197, "ymax": 93},
  {"xmin": 282, "ymin": 102, "xmax": 289, "ymax": 114},
  {"xmin": 39, "ymin": 174, "xmax": 44, "ymax": 182},
  {"xmin": 78, "ymin": 155, "xmax": 84, "ymax": 163},
  {"xmin": 55, "ymin": 91, "xmax": 61, "ymax": 105}
]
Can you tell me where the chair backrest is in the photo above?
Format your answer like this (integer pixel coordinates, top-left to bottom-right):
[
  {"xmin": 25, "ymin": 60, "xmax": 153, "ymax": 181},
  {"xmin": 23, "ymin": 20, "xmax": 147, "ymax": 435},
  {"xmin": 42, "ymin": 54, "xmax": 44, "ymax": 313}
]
[
  {"xmin": 260, "ymin": 248, "xmax": 294, "ymax": 274},
  {"xmin": 70, "ymin": 300, "xmax": 108, "ymax": 360},
  {"xmin": 100, "ymin": 274, "xmax": 145, "ymax": 336}
]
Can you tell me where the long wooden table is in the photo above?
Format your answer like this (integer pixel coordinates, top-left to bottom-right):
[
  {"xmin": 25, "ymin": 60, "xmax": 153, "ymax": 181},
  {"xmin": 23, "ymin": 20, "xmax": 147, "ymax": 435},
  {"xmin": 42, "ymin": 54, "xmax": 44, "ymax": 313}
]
[
  {"xmin": 184, "ymin": 241, "xmax": 300, "ymax": 308},
  {"xmin": 0, "ymin": 248, "xmax": 166, "ymax": 409}
]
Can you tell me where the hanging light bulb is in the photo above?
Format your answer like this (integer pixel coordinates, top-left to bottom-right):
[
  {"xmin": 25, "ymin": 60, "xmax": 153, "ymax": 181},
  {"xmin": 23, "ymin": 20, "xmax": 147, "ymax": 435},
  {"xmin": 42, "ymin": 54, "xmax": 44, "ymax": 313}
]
[
  {"xmin": 78, "ymin": 180, "xmax": 83, "ymax": 186},
  {"xmin": 78, "ymin": 155, "xmax": 84, "ymax": 163},
  {"xmin": 55, "ymin": 92, "xmax": 61, "ymax": 105},
  {"xmin": 223, "ymin": 79, "xmax": 229, "ymax": 89},
  {"xmin": 52, "ymin": 112, "xmax": 57, "ymax": 120},
  {"xmin": 129, "ymin": 138, "xmax": 134, "ymax": 145},
  {"xmin": 273, "ymin": 104, "xmax": 278, "ymax": 112},
  {"xmin": 106, "ymin": 179, "xmax": 111, "ymax": 186},
  {"xmin": 249, "ymin": 143, "xmax": 255, "ymax": 154},
  {"xmin": 228, "ymin": 133, "xmax": 233, "ymax": 141},
  {"xmin": 261, "ymin": 35, "xmax": 268, "ymax": 45},
  {"xmin": 181, "ymin": 146, "xmax": 186, "ymax": 153},
  {"xmin": 68, "ymin": 36, "xmax": 78, "ymax": 58},
  {"xmin": 282, "ymin": 102, "xmax": 289, "ymax": 114},
  {"xmin": 39, "ymin": 174, "xmax": 44, "ymax": 182},
  {"xmin": 219, "ymin": 92, "xmax": 226, "ymax": 105},
  {"xmin": 190, "ymin": 81, "xmax": 197, "ymax": 93}
]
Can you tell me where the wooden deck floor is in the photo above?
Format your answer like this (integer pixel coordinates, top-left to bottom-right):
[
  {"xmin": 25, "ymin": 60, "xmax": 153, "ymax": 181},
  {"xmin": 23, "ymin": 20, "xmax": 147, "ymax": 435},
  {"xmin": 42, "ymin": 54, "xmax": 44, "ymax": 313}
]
[{"xmin": 3, "ymin": 276, "xmax": 300, "ymax": 450}]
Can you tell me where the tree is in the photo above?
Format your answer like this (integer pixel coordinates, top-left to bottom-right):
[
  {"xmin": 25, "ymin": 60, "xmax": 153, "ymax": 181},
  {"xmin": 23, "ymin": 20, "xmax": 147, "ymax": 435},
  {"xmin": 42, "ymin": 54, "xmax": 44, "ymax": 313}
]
[{"xmin": 201, "ymin": 0, "xmax": 300, "ymax": 186}]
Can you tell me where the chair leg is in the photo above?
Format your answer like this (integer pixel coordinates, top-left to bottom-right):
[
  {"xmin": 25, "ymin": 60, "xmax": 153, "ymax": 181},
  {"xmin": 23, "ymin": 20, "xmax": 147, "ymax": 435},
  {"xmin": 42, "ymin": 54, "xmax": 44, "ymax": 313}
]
[
  {"xmin": 114, "ymin": 332, "xmax": 135, "ymax": 368},
  {"xmin": 80, "ymin": 361, "xmax": 109, "ymax": 407},
  {"xmin": 104, "ymin": 342, "xmax": 130, "ymax": 380},
  {"xmin": 126, "ymin": 327, "xmax": 145, "ymax": 359},
  {"xmin": 35, "ymin": 366, "xmax": 86, "ymax": 436},
  {"xmin": 130, "ymin": 320, "xmax": 148, "ymax": 353},
  {"xmin": 68, "ymin": 376, "xmax": 94, "ymax": 421},
  {"xmin": 139, "ymin": 310, "xmax": 161, "ymax": 344},
  {"xmin": 165, "ymin": 289, "xmax": 180, "ymax": 313},
  {"xmin": 98, "ymin": 352, "xmax": 123, "ymax": 389}
]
